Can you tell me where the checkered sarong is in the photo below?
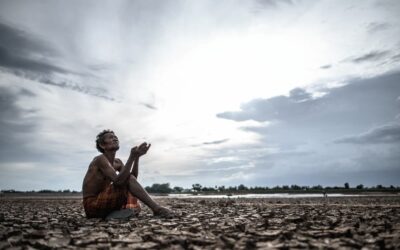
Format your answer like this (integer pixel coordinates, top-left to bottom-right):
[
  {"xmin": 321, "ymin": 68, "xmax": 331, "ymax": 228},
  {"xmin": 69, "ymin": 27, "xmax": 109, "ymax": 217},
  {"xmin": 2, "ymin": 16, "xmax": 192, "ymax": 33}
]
[
  {"xmin": 123, "ymin": 193, "xmax": 141, "ymax": 210},
  {"xmin": 83, "ymin": 184, "xmax": 128, "ymax": 218}
]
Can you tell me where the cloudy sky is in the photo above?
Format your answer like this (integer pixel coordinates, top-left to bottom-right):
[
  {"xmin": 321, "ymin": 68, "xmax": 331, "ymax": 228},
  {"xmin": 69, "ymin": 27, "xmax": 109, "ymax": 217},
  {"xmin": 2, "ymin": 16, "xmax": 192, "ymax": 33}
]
[{"xmin": 1, "ymin": 0, "xmax": 399, "ymax": 191}]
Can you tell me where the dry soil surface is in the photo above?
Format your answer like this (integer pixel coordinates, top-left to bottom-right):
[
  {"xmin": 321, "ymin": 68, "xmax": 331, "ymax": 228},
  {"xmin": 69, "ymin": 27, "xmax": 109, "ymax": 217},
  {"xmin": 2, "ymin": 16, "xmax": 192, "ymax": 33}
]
[{"xmin": 1, "ymin": 196, "xmax": 400, "ymax": 249}]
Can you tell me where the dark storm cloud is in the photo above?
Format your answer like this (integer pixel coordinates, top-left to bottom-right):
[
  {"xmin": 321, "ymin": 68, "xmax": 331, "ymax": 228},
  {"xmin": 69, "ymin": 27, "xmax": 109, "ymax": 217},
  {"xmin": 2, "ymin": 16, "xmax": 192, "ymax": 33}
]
[
  {"xmin": 0, "ymin": 21, "xmax": 114, "ymax": 101},
  {"xmin": 217, "ymin": 71, "xmax": 400, "ymax": 126},
  {"xmin": 334, "ymin": 123, "xmax": 400, "ymax": 144},
  {"xmin": 141, "ymin": 102, "xmax": 157, "ymax": 110},
  {"xmin": 347, "ymin": 50, "xmax": 391, "ymax": 64},
  {"xmin": 244, "ymin": 140, "xmax": 400, "ymax": 187},
  {"xmin": 288, "ymin": 88, "xmax": 312, "ymax": 102},
  {"xmin": 320, "ymin": 64, "xmax": 332, "ymax": 69},
  {"xmin": 0, "ymin": 21, "xmax": 53, "ymax": 55},
  {"xmin": 87, "ymin": 63, "xmax": 115, "ymax": 72},
  {"xmin": 216, "ymin": 88, "xmax": 314, "ymax": 122},
  {"xmin": 217, "ymin": 97, "xmax": 276, "ymax": 122},
  {"xmin": 19, "ymin": 88, "xmax": 36, "ymax": 97},
  {"xmin": 391, "ymin": 54, "xmax": 400, "ymax": 62},
  {"xmin": 190, "ymin": 138, "xmax": 229, "ymax": 147},
  {"xmin": 202, "ymin": 139, "xmax": 229, "ymax": 145},
  {"xmin": 214, "ymin": 72, "xmax": 400, "ymax": 186},
  {"xmin": 0, "ymin": 21, "xmax": 65, "ymax": 74},
  {"xmin": 0, "ymin": 87, "xmax": 39, "ymax": 162},
  {"xmin": 366, "ymin": 22, "xmax": 391, "ymax": 33},
  {"xmin": 0, "ymin": 46, "xmax": 67, "ymax": 74},
  {"xmin": 38, "ymin": 78, "xmax": 115, "ymax": 101}
]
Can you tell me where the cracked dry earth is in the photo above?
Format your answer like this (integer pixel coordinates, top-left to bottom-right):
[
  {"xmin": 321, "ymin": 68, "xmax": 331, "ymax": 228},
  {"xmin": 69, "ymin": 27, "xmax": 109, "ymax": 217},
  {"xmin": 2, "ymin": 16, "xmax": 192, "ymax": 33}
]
[{"xmin": 1, "ymin": 196, "xmax": 400, "ymax": 249}]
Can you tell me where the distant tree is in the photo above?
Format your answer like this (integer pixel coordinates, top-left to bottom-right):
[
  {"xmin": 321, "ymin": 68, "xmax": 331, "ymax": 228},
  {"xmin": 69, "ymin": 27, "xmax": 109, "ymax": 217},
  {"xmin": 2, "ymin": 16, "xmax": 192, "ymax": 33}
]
[
  {"xmin": 159, "ymin": 183, "xmax": 172, "ymax": 193},
  {"xmin": 173, "ymin": 186, "xmax": 183, "ymax": 193},
  {"xmin": 344, "ymin": 182, "xmax": 350, "ymax": 189},
  {"xmin": 376, "ymin": 184, "xmax": 383, "ymax": 189},
  {"xmin": 227, "ymin": 186, "xmax": 237, "ymax": 191},
  {"xmin": 251, "ymin": 186, "xmax": 265, "ymax": 191},
  {"xmin": 39, "ymin": 189, "xmax": 55, "ymax": 193},
  {"xmin": 291, "ymin": 185, "xmax": 301, "ymax": 190},
  {"xmin": 2, "ymin": 189, "xmax": 16, "ymax": 193},
  {"xmin": 238, "ymin": 184, "xmax": 248, "ymax": 191},
  {"xmin": 145, "ymin": 183, "xmax": 172, "ymax": 193},
  {"xmin": 62, "ymin": 189, "xmax": 71, "ymax": 193},
  {"xmin": 218, "ymin": 186, "xmax": 226, "ymax": 192},
  {"xmin": 192, "ymin": 183, "xmax": 202, "ymax": 192},
  {"xmin": 356, "ymin": 184, "xmax": 364, "ymax": 189},
  {"xmin": 312, "ymin": 185, "xmax": 323, "ymax": 190},
  {"xmin": 282, "ymin": 185, "xmax": 290, "ymax": 190},
  {"xmin": 201, "ymin": 186, "xmax": 216, "ymax": 192}
]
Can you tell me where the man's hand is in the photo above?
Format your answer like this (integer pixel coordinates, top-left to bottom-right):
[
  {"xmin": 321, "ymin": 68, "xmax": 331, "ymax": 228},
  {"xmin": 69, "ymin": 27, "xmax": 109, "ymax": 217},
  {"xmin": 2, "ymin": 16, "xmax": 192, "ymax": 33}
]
[
  {"xmin": 130, "ymin": 146, "xmax": 139, "ymax": 158},
  {"xmin": 137, "ymin": 142, "xmax": 151, "ymax": 157},
  {"xmin": 131, "ymin": 142, "xmax": 151, "ymax": 158}
]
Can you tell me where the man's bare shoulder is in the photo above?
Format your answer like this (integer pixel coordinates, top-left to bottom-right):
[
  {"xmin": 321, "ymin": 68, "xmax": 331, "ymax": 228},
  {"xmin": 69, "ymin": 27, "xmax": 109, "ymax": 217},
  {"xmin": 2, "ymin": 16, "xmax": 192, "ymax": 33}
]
[
  {"xmin": 91, "ymin": 154, "xmax": 107, "ymax": 164},
  {"xmin": 83, "ymin": 155, "xmax": 111, "ymax": 198},
  {"xmin": 87, "ymin": 155, "xmax": 107, "ymax": 170}
]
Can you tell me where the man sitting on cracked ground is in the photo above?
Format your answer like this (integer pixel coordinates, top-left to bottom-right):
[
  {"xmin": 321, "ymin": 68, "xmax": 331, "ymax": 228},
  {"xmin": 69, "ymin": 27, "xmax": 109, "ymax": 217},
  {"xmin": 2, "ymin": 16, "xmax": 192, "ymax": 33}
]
[{"xmin": 82, "ymin": 129, "xmax": 173, "ymax": 219}]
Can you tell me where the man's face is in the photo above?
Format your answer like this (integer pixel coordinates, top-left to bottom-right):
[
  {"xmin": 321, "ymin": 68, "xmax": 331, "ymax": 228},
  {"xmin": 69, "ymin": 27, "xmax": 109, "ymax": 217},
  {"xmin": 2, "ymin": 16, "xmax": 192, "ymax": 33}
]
[{"xmin": 101, "ymin": 132, "xmax": 119, "ymax": 152}]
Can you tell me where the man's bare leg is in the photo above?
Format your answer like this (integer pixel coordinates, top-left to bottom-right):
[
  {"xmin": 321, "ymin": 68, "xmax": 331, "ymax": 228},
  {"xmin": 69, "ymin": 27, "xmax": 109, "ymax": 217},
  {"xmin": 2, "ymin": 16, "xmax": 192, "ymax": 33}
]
[{"xmin": 127, "ymin": 175, "xmax": 172, "ymax": 216}]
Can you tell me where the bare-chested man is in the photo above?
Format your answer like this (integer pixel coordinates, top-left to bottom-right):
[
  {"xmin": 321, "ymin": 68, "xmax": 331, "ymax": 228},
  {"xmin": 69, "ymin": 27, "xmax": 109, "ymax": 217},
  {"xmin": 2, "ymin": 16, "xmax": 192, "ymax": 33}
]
[{"xmin": 82, "ymin": 130, "xmax": 172, "ymax": 219}]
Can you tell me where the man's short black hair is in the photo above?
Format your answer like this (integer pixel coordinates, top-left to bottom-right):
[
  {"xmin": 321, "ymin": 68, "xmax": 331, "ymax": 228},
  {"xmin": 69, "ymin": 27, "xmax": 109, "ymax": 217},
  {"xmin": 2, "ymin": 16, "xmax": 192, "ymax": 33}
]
[{"xmin": 96, "ymin": 129, "xmax": 114, "ymax": 153}]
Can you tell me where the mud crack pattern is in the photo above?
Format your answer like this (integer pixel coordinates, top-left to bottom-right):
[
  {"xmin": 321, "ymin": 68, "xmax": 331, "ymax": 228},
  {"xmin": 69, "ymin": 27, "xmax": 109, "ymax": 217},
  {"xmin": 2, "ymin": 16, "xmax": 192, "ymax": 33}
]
[{"xmin": 1, "ymin": 196, "xmax": 400, "ymax": 249}]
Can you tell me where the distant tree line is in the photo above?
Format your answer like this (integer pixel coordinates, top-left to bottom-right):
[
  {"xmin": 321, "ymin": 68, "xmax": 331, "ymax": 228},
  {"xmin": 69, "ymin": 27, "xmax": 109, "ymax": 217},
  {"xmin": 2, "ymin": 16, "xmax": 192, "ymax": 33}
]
[
  {"xmin": 2, "ymin": 182, "xmax": 399, "ymax": 194},
  {"xmin": 144, "ymin": 182, "xmax": 400, "ymax": 194},
  {"xmin": 1, "ymin": 189, "xmax": 80, "ymax": 193},
  {"xmin": 144, "ymin": 183, "xmax": 173, "ymax": 193}
]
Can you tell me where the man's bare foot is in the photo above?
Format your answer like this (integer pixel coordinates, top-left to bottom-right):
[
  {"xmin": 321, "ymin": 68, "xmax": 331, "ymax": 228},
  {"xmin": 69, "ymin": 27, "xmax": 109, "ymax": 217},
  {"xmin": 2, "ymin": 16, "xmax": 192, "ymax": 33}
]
[{"xmin": 153, "ymin": 206, "xmax": 175, "ymax": 218}]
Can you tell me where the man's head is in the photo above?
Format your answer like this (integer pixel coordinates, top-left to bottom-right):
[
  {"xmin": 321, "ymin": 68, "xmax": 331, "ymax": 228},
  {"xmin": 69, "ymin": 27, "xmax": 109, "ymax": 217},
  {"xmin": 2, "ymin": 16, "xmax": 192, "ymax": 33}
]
[{"xmin": 96, "ymin": 129, "xmax": 119, "ymax": 153}]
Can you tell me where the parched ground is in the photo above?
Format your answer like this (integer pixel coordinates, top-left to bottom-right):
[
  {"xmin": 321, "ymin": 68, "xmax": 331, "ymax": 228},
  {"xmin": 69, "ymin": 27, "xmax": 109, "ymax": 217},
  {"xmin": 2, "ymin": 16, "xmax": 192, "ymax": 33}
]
[{"xmin": 1, "ymin": 196, "xmax": 400, "ymax": 249}]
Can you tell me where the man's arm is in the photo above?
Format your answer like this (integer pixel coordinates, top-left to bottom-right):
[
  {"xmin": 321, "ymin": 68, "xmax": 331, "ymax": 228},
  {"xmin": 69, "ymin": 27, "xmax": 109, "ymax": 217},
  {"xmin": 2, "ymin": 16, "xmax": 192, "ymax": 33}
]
[
  {"xmin": 113, "ymin": 160, "xmax": 122, "ymax": 172},
  {"xmin": 131, "ymin": 142, "xmax": 151, "ymax": 178},
  {"xmin": 97, "ymin": 150, "xmax": 136, "ymax": 186},
  {"xmin": 131, "ymin": 157, "xmax": 139, "ymax": 178}
]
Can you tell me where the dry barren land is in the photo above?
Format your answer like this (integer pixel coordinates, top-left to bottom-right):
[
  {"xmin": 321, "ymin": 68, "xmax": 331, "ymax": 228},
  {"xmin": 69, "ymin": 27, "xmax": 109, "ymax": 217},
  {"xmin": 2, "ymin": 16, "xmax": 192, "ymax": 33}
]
[{"xmin": 1, "ymin": 196, "xmax": 399, "ymax": 249}]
